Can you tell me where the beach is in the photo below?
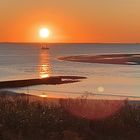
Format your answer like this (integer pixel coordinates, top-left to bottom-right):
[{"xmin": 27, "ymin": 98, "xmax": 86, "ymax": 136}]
[{"xmin": 1, "ymin": 0, "xmax": 140, "ymax": 139}]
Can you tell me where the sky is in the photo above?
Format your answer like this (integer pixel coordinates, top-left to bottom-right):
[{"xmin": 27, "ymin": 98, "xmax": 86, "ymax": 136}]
[{"xmin": 0, "ymin": 0, "xmax": 140, "ymax": 43}]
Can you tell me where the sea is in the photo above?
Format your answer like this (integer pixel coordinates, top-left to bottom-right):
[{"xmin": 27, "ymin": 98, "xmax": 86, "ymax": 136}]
[{"xmin": 0, "ymin": 43, "xmax": 140, "ymax": 99}]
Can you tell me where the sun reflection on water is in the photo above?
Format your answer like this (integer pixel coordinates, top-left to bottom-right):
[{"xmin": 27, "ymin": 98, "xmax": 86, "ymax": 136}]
[
  {"xmin": 40, "ymin": 64, "xmax": 50, "ymax": 78},
  {"xmin": 39, "ymin": 50, "xmax": 51, "ymax": 79}
]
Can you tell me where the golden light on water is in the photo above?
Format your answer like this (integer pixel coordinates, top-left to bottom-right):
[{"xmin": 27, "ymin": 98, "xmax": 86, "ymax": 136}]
[
  {"xmin": 40, "ymin": 72, "xmax": 49, "ymax": 78},
  {"xmin": 39, "ymin": 50, "xmax": 51, "ymax": 79},
  {"xmin": 40, "ymin": 64, "xmax": 50, "ymax": 78},
  {"xmin": 39, "ymin": 28, "xmax": 49, "ymax": 39}
]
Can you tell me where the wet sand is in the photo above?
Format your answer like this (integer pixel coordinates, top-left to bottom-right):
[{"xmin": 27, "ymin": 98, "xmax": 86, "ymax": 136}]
[
  {"xmin": 59, "ymin": 54, "xmax": 140, "ymax": 65},
  {"xmin": 0, "ymin": 90, "xmax": 139, "ymax": 104}
]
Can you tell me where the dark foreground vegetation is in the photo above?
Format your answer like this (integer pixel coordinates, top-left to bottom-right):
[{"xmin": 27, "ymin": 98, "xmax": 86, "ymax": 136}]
[{"xmin": 0, "ymin": 95, "xmax": 140, "ymax": 140}]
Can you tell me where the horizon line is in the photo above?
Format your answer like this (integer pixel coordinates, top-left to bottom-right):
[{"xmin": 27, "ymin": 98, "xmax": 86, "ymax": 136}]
[{"xmin": 0, "ymin": 41, "xmax": 140, "ymax": 44}]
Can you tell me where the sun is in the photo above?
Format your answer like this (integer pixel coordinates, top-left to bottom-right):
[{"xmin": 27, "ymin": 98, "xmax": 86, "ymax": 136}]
[{"xmin": 39, "ymin": 28, "xmax": 49, "ymax": 39}]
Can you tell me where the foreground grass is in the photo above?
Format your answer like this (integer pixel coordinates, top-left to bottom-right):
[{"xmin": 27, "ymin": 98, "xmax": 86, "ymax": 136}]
[{"xmin": 0, "ymin": 95, "xmax": 140, "ymax": 140}]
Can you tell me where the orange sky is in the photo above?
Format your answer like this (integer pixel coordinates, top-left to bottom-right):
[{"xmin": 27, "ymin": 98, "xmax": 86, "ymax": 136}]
[{"xmin": 0, "ymin": 0, "xmax": 140, "ymax": 43}]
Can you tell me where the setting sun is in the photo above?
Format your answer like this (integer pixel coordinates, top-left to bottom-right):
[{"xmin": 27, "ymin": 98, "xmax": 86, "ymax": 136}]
[{"xmin": 39, "ymin": 28, "xmax": 49, "ymax": 39}]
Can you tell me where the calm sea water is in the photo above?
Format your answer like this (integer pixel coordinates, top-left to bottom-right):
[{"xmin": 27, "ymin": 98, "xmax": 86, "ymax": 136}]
[{"xmin": 0, "ymin": 43, "xmax": 140, "ymax": 98}]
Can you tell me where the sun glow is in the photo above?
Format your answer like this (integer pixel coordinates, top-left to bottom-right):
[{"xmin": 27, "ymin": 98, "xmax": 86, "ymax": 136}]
[{"xmin": 39, "ymin": 28, "xmax": 49, "ymax": 39}]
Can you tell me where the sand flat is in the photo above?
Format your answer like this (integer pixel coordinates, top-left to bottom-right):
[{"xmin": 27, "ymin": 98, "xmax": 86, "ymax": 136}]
[{"xmin": 59, "ymin": 54, "xmax": 140, "ymax": 65}]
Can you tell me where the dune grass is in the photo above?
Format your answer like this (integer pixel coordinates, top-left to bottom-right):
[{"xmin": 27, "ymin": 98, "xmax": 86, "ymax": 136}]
[{"xmin": 0, "ymin": 95, "xmax": 140, "ymax": 140}]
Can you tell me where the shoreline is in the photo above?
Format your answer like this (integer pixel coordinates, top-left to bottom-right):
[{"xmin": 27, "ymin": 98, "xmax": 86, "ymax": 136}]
[{"xmin": 0, "ymin": 90, "xmax": 140, "ymax": 103}]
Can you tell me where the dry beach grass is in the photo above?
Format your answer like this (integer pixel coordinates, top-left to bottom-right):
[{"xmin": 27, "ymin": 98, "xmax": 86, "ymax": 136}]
[{"xmin": 0, "ymin": 92, "xmax": 140, "ymax": 140}]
